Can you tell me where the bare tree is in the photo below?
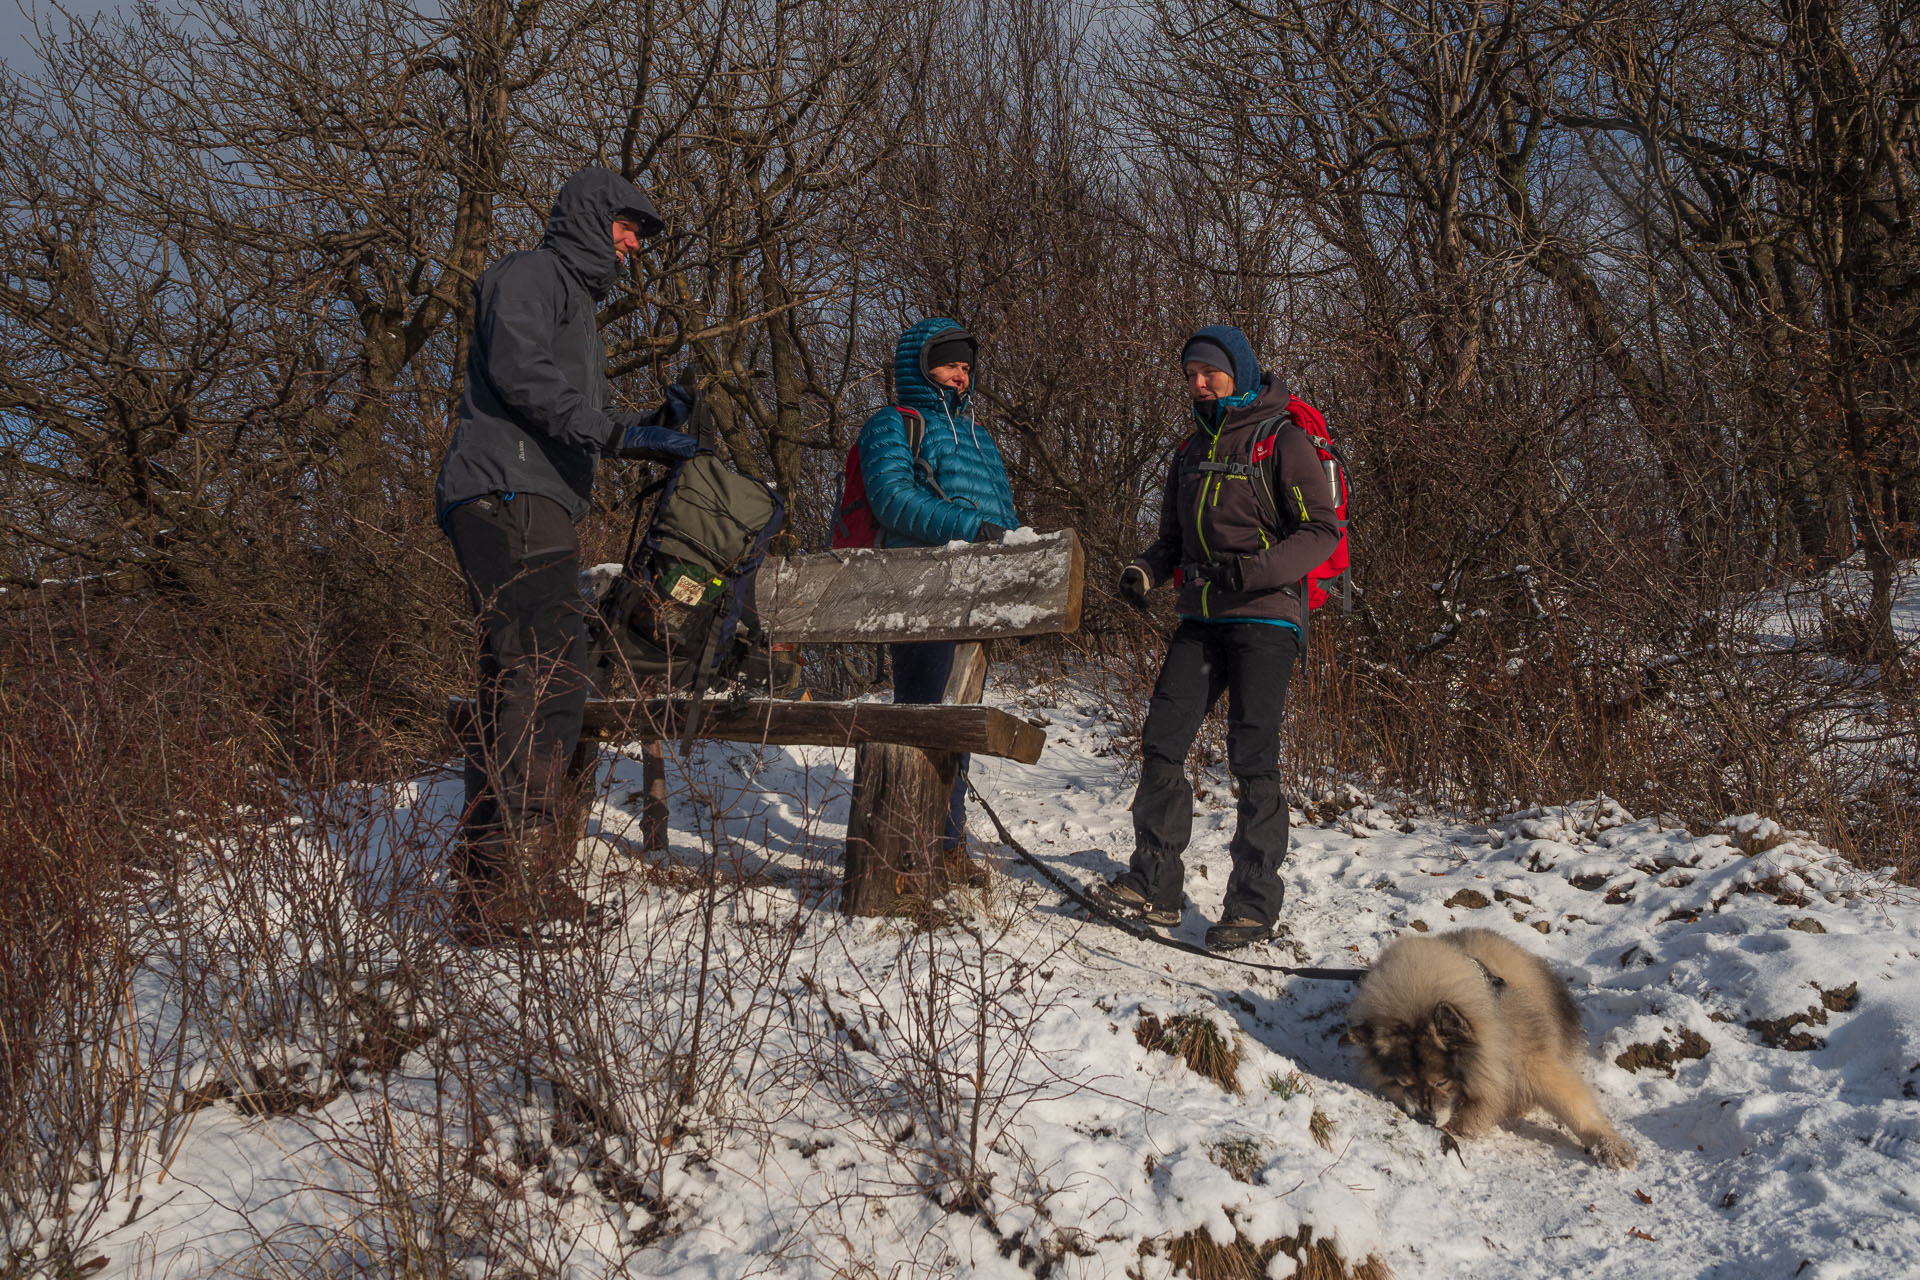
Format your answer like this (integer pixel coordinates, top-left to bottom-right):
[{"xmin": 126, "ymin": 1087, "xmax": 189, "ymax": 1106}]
[{"xmin": 1551, "ymin": 0, "xmax": 1920, "ymax": 662}]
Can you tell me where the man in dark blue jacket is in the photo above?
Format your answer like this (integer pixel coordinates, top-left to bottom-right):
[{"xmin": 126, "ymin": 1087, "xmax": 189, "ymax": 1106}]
[{"xmin": 436, "ymin": 166, "xmax": 698, "ymax": 939}]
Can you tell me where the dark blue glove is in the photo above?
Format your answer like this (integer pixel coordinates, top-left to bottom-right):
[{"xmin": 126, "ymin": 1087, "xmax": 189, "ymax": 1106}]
[
  {"xmin": 1119, "ymin": 564, "xmax": 1151, "ymax": 611},
  {"xmin": 660, "ymin": 383, "xmax": 696, "ymax": 427},
  {"xmin": 605, "ymin": 413, "xmax": 699, "ymax": 461},
  {"xmin": 973, "ymin": 520, "xmax": 1008, "ymax": 544}
]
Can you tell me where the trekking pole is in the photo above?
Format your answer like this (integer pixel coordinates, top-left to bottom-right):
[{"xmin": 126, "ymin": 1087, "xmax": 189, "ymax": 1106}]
[{"xmin": 677, "ymin": 619, "xmax": 725, "ymax": 758}]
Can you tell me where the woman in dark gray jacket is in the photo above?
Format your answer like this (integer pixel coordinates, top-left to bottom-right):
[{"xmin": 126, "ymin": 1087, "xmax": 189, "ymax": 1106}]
[{"xmin": 1092, "ymin": 325, "xmax": 1339, "ymax": 952}]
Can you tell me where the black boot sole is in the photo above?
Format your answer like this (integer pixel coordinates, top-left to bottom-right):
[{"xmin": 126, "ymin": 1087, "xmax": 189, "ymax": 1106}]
[{"xmin": 1204, "ymin": 927, "xmax": 1273, "ymax": 953}]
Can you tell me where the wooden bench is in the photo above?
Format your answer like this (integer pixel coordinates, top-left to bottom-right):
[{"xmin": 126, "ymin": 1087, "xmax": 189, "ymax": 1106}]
[{"xmin": 449, "ymin": 529, "xmax": 1083, "ymax": 917}]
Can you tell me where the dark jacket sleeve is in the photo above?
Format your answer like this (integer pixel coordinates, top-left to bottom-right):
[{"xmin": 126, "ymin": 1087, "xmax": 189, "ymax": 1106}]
[
  {"xmin": 1240, "ymin": 428, "xmax": 1339, "ymax": 591},
  {"xmin": 1134, "ymin": 446, "xmax": 1184, "ymax": 586},
  {"xmin": 474, "ymin": 254, "xmax": 618, "ymax": 453}
]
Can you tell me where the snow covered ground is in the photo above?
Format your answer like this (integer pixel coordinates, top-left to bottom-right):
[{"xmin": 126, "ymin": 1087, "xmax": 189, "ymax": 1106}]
[{"xmin": 43, "ymin": 678, "xmax": 1920, "ymax": 1280}]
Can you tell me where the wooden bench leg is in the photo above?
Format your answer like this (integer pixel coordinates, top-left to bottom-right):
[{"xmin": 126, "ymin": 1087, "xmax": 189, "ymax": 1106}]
[
  {"xmin": 564, "ymin": 732, "xmax": 667, "ymax": 852},
  {"xmin": 842, "ymin": 742, "xmax": 959, "ymax": 918},
  {"xmin": 640, "ymin": 740, "xmax": 669, "ymax": 852}
]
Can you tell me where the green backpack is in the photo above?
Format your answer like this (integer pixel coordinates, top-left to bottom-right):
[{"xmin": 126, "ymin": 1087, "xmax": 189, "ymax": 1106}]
[{"xmin": 590, "ymin": 452, "xmax": 785, "ymax": 702}]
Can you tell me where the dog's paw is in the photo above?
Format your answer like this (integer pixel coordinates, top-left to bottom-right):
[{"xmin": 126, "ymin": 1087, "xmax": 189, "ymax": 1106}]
[{"xmin": 1587, "ymin": 1134, "xmax": 1638, "ymax": 1169}]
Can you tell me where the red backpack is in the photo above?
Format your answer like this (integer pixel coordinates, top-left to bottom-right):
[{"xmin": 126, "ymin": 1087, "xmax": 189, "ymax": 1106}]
[
  {"xmin": 831, "ymin": 407, "xmax": 935, "ymax": 548},
  {"xmin": 1282, "ymin": 396, "xmax": 1351, "ymax": 613}
]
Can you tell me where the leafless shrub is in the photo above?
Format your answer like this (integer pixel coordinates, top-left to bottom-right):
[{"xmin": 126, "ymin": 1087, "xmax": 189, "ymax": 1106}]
[
  {"xmin": 802, "ymin": 889, "xmax": 1084, "ymax": 1251},
  {"xmin": 0, "ymin": 605, "xmax": 247, "ymax": 1275}
]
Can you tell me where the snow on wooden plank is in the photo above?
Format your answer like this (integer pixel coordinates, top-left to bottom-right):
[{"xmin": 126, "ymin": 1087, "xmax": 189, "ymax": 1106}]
[{"xmin": 754, "ymin": 528, "xmax": 1083, "ymax": 644}]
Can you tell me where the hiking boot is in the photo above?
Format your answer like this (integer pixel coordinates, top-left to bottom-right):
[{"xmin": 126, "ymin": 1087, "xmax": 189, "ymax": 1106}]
[
  {"xmin": 519, "ymin": 878, "xmax": 609, "ymax": 931},
  {"xmin": 448, "ymin": 878, "xmax": 531, "ymax": 946},
  {"xmin": 1086, "ymin": 879, "xmax": 1182, "ymax": 928},
  {"xmin": 1205, "ymin": 916, "xmax": 1273, "ymax": 953}
]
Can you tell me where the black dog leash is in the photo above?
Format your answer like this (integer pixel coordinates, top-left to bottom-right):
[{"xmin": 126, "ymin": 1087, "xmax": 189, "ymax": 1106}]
[{"xmin": 966, "ymin": 781, "xmax": 1367, "ymax": 983}]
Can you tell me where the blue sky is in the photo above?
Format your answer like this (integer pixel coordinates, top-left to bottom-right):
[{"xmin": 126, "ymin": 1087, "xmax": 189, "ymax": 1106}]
[{"xmin": 2, "ymin": 1, "xmax": 123, "ymax": 73}]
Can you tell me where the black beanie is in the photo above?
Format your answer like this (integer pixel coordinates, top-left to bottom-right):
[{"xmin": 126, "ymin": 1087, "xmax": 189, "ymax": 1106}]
[{"xmin": 923, "ymin": 329, "xmax": 977, "ymax": 372}]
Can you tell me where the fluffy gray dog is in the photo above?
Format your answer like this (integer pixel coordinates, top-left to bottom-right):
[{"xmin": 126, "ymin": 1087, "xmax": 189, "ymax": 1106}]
[{"xmin": 1347, "ymin": 927, "xmax": 1638, "ymax": 1168}]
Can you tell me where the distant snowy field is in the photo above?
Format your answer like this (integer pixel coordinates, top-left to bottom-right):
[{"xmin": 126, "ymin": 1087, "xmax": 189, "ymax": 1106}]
[{"xmin": 57, "ymin": 667, "xmax": 1919, "ymax": 1280}]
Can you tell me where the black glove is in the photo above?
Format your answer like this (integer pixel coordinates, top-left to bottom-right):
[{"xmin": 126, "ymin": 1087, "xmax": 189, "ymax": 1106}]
[
  {"xmin": 973, "ymin": 520, "xmax": 1008, "ymax": 544},
  {"xmin": 605, "ymin": 413, "xmax": 699, "ymax": 461},
  {"xmin": 686, "ymin": 395, "xmax": 718, "ymax": 455},
  {"xmin": 1193, "ymin": 557, "xmax": 1245, "ymax": 593},
  {"xmin": 1119, "ymin": 564, "xmax": 1151, "ymax": 611}
]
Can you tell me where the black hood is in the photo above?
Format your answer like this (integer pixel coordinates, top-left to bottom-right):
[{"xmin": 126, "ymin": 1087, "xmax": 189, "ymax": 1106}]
[{"xmin": 541, "ymin": 166, "xmax": 663, "ymax": 300}]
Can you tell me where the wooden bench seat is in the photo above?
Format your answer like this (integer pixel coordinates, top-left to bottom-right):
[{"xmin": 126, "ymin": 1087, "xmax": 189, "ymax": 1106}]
[
  {"xmin": 448, "ymin": 529, "xmax": 1084, "ymax": 917},
  {"xmin": 446, "ymin": 695, "xmax": 1046, "ymax": 764}
]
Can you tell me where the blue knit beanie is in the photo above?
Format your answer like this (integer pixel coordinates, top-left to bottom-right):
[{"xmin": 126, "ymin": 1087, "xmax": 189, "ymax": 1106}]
[{"xmin": 1181, "ymin": 325, "xmax": 1263, "ymax": 402}]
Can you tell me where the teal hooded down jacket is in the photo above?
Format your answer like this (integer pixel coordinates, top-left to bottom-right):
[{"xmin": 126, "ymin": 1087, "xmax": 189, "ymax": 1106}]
[{"xmin": 857, "ymin": 317, "xmax": 1018, "ymax": 547}]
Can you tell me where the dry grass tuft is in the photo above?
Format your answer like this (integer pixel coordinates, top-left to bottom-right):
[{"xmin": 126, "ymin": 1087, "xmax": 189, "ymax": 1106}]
[
  {"xmin": 1136, "ymin": 1012, "xmax": 1244, "ymax": 1094},
  {"xmin": 1267, "ymin": 1069, "xmax": 1312, "ymax": 1101},
  {"xmin": 1153, "ymin": 1223, "xmax": 1392, "ymax": 1280}
]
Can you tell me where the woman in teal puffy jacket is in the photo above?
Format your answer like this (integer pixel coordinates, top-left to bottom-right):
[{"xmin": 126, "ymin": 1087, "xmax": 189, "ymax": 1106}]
[
  {"xmin": 858, "ymin": 317, "xmax": 1018, "ymax": 546},
  {"xmin": 861, "ymin": 318, "xmax": 1018, "ymax": 865}
]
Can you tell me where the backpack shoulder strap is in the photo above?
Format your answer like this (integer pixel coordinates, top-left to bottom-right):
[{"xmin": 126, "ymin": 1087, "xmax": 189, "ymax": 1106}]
[
  {"xmin": 896, "ymin": 405, "xmax": 924, "ymax": 455},
  {"xmin": 894, "ymin": 405, "xmax": 946, "ymax": 501},
  {"xmin": 1248, "ymin": 415, "xmax": 1290, "ymax": 535}
]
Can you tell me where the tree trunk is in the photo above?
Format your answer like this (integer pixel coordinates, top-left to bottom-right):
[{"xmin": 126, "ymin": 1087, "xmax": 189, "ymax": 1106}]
[{"xmin": 841, "ymin": 742, "xmax": 958, "ymax": 918}]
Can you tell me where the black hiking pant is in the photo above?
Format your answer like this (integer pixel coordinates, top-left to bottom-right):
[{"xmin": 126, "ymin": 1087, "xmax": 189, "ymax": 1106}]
[
  {"xmin": 444, "ymin": 492, "xmax": 592, "ymax": 883},
  {"xmin": 1118, "ymin": 621, "xmax": 1299, "ymax": 926}
]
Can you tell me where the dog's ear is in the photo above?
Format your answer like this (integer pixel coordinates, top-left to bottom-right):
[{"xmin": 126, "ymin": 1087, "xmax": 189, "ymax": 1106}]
[
  {"xmin": 1344, "ymin": 1020, "xmax": 1370, "ymax": 1049},
  {"xmin": 1432, "ymin": 1002, "xmax": 1476, "ymax": 1048}
]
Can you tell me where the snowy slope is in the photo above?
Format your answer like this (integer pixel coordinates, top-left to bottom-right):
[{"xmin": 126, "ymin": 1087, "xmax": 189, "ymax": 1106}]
[{"xmin": 56, "ymin": 684, "xmax": 1920, "ymax": 1280}]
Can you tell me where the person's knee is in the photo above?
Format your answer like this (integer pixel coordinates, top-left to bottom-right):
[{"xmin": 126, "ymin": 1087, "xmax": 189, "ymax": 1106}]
[
  {"xmin": 1231, "ymin": 774, "xmax": 1287, "ymax": 820},
  {"xmin": 1226, "ymin": 736, "xmax": 1280, "ymax": 779},
  {"xmin": 1137, "ymin": 756, "xmax": 1188, "ymax": 787}
]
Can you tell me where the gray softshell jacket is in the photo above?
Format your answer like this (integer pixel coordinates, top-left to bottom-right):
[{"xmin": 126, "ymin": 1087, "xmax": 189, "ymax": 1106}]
[{"xmin": 435, "ymin": 168, "xmax": 663, "ymax": 523}]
